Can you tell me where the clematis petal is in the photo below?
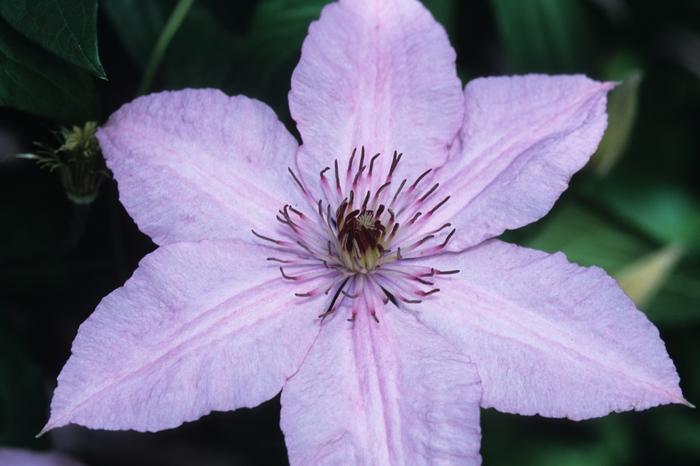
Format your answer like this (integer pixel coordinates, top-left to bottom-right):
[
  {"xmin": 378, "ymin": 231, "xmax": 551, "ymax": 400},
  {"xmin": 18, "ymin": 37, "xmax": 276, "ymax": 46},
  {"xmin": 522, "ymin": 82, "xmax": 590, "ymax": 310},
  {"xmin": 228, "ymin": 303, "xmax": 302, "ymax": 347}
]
[
  {"xmin": 97, "ymin": 89, "xmax": 300, "ymax": 245},
  {"xmin": 281, "ymin": 302, "xmax": 482, "ymax": 466},
  {"xmin": 0, "ymin": 449, "xmax": 85, "ymax": 466},
  {"xmin": 290, "ymin": 0, "xmax": 463, "ymax": 184},
  {"xmin": 415, "ymin": 240, "xmax": 685, "ymax": 420},
  {"xmin": 438, "ymin": 75, "xmax": 612, "ymax": 250},
  {"xmin": 45, "ymin": 241, "xmax": 323, "ymax": 432}
]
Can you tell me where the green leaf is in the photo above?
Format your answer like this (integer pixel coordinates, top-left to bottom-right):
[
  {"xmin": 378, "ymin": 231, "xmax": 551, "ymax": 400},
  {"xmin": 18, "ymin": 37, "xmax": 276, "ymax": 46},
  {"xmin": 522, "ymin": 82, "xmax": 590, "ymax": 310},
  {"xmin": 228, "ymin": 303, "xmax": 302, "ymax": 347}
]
[
  {"xmin": 653, "ymin": 413, "xmax": 700, "ymax": 457},
  {"xmin": 591, "ymin": 72, "xmax": 643, "ymax": 177},
  {"xmin": 224, "ymin": 0, "xmax": 326, "ymax": 110},
  {"xmin": 0, "ymin": 17, "xmax": 99, "ymax": 122},
  {"xmin": 0, "ymin": 0, "xmax": 105, "ymax": 78},
  {"xmin": 644, "ymin": 264, "xmax": 700, "ymax": 326},
  {"xmin": 103, "ymin": 0, "xmax": 326, "ymax": 115},
  {"xmin": 582, "ymin": 179, "xmax": 700, "ymax": 251},
  {"xmin": 615, "ymin": 244, "xmax": 684, "ymax": 308},
  {"xmin": 421, "ymin": 0, "xmax": 458, "ymax": 39},
  {"xmin": 515, "ymin": 198, "xmax": 650, "ymax": 272},
  {"xmin": 423, "ymin": 0, "xmax": 459, "ymax": 36},
  {"xmin": 510, "ymin": 198, "xmax": 700, "ymax": 326},
  {"xmin": 102, "ymin": 0, "xmax": 168, "ymax": 69},
  {"xmin": 489, "ymin": 0, "xmax": 593, "ymax": 72}
]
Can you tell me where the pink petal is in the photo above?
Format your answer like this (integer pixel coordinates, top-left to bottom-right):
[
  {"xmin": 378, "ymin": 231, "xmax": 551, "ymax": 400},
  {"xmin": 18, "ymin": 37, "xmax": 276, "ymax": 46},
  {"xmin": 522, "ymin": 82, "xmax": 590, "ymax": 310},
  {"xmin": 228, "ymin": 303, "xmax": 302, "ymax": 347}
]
[
  {"xmin": 438, "ymin": 75, "xmax": 613, "ymax": 250},
  {"xmin": 415, "ymin": 240, "xmax": 685, "ymax": 420},
  {"xmin": 97, "ymin": 89, "xmax": 300, "ymax": 245},
  {"xmin": 0, "ymin": 449, "xmax": 85, "ymax": 466},
  {"xmin": 281, "ymin": 304, "xmax": 482, "ymax": 465},
  {"xmin": 290, "ymin": 0, "xmax": 463, "ymax": 185},
  {"xmin": 45, "ymin": 240, "xmax": 323, "ymax": 432}
]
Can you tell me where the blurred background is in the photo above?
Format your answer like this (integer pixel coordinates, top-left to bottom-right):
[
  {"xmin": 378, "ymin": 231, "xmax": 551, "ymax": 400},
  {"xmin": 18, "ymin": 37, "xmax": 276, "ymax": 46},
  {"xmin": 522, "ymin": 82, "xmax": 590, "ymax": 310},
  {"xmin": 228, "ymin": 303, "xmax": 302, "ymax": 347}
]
[{"xmin": 0, "ymin": 0, "xmax": 698, "ymax": 465}]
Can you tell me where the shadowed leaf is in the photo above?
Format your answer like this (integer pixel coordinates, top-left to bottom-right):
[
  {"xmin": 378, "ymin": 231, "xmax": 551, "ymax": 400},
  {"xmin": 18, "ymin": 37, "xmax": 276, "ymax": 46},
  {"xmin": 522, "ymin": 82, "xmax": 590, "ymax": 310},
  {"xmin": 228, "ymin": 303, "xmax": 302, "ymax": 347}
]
[
  {"xmin": 0, "ymin": 17, "xmax": 99, "ymax": 122},
  {"xmin": 0, "ymin": 0, "xmax": 105, "ymax": 78}
]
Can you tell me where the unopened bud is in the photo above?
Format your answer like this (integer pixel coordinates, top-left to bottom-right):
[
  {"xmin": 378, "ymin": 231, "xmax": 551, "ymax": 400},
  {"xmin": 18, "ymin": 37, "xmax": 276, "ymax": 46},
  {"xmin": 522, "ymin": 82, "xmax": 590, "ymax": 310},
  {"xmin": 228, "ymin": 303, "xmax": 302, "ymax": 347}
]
[{"xmin": 17, "ymin": 121, "xmax": 108, "ymax": 204}]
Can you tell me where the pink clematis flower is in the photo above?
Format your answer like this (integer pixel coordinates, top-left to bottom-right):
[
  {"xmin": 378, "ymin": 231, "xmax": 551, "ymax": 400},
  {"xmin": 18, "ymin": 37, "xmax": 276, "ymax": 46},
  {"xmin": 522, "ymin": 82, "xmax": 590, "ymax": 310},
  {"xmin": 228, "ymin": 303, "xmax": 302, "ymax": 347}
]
[
  {"xmin": 0, "ymin": 448, "xmax": 85, "ymax": 466},
  {"xmin": 44, "ymin": 0, "xmax": 686, "ymax": 464}
]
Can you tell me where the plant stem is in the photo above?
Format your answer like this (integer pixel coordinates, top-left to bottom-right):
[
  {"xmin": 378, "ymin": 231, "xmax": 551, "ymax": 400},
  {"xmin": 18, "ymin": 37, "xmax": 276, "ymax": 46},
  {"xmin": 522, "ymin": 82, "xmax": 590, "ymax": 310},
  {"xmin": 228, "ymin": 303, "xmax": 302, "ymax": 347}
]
[
  {"xmin": 59, "ymin": 203, "xmax": 91, "ymax": 255},
  {"xmin": 136, "ymin": 0, "xmax": 195, "ymax": 95}
]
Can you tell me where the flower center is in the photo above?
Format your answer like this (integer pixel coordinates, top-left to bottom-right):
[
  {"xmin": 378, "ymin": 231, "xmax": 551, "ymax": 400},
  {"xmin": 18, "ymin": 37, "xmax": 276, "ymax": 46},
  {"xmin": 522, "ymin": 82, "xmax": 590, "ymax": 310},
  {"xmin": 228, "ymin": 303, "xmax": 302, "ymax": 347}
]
[
  {"xmin": 252, "ymin": 147, "xmax": 459, "ymax": 322},
  {"xmin": 337, "ymin": 206, "xmax": 386, "ymax": 271}
]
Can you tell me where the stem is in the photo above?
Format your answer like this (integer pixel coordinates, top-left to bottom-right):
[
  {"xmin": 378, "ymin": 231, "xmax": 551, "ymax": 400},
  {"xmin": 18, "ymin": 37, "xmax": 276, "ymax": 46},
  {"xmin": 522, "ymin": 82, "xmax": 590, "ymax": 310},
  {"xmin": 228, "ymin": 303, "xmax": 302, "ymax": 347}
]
[
  {"xmin": 58, "ymin": 203, "xmax": 91, "ymax": 255},
  {"xmin": 136, "ymin": 0, "xmax": 195, "ymax": 95}
]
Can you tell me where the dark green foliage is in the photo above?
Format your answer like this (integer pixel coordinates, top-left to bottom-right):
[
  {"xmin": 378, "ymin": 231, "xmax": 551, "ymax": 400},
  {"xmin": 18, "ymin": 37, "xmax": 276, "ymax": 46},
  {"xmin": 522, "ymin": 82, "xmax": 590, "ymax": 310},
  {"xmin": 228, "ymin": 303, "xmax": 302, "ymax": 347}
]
[
  {"xmin": 0, "ymin": 0, "xmax": 105, "ymax": 78},
  {"xmin": 1, "ymin": 1, "xmax": 699, "ymax": 465},
  {"xmin": 0, "ymin": 0, "xmax": 101, "ymax": 122},
  {"xmin": 0, "ymin": 18, "xmax": 99, "ymax": 122},
  {"xmin": 489, "ymin": 0, "xmax": 593, "ymax": 73}
]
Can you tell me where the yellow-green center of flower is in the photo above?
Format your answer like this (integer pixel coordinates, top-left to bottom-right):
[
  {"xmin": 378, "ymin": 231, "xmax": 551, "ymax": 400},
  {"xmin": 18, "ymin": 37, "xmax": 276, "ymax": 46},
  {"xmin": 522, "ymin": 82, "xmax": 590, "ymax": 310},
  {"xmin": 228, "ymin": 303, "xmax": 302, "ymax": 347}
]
[{"xmin": 337, "ymin": 206, "xmax": 388, "ymax": 272}]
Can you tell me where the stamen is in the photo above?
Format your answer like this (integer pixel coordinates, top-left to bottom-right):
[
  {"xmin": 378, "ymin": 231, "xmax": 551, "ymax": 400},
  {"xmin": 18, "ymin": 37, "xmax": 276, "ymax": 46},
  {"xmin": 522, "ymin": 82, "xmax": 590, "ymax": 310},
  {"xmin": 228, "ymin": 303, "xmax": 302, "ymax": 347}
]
[
  {"xmin": 368, "ymin": 152, "xmax": 381, "ymax": 176},
  {"xmin": 414, "ymin": 276, "xmax": 434, "ymax": 285},
  {"xmin": 361, "ymin": 191, "xmax": 370, "ymax": 210},
  {"xmin": 288, "ymin": 167, "xmax": 306, "ymax": 194},
  {"xmin": 428, "ymin": 196, "xmax": 450, "ymax": 215},
  {"xmin": 409, "ymin": 212, "xmax": 422, "ymax": 224},
  {"xmin": 390, "ymin": 179, "xmax": 407, "ymax": 206},
  {"xmin": 389, "ymin": 223, "xmax": 400, "ymax": 239},
  {"xmin": 320, "ymin": 277, "xmax": 351, "ymax": 319},
  {"xmin": 267, "ymin": 257, "xmax": 290, "ymax": 263},
  {"xmin": 358, "ymin": 146, "xmax": 366, "ymax": 173},
  {"xmin": 375, "ymin": 181, "xmax": 391, "ymax": 200},
  {"xmin": 352, "ymin": 164, "xmax": 366, "ymax": 187},
  {"xmin": 417, "ymin": 234, "xmax": 435, "ymax": 245},
  {"xmin": 380, "ymin": 285, "xmax": 399, "ymax": 307},
  {"xmin": 288, "ymin": 205, "xmax": 304, "ymax": 218},
  {"xmin": 296, "ymin": 240, "xmax": 318, "ymax": 256},
  {"xmin": 441, "ymin": 229, "xmax": 456, "ymax": 248},
  {"xmin": 418, "ymin": 183, "xmax": 439, "ymax": 202},
  {"xmin": 252, "ymin": 229, "xmax": 284, "ymax": 245},
  {"xmin": 268, "ymin": 146, "xmax": 459, "ymax": 320},
  {"xmin": 410, "ymin": 168, "xmax": 432, "ymax": 190},
  {"xmin": 388, "ymin": 151, "xmax": 402, "ymax": 178},
  {"xmin": 279, "ymin": 267, "xmax": 296, "ymax": 280},
  {"xmin": 375, "ymin": 204, "xmax": 385, "ymax": 218},
  {"xmin": 334, "ymin": 159, "xmax": 341, "ymax": 191},
  {"xmin": 347, "ymin": 148, "xmax": 357, "ymax": 175}
]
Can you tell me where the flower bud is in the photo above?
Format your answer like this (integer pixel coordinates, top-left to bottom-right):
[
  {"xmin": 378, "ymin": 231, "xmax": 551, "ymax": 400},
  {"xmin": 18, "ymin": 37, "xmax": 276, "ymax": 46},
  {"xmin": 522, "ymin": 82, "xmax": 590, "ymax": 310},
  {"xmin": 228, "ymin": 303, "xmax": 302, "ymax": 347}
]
[{"xmin": 17, "ymin": 121, "xmax": 108, "ymax": 204}]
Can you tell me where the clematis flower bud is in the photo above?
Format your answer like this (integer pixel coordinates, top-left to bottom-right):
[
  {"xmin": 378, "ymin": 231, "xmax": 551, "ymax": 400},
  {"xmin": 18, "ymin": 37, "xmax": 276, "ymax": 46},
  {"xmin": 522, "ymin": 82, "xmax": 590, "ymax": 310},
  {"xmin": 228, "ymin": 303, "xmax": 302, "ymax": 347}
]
[{"xmin": 18, "ymin": 121, "xmax": 108, "ymax": 204}]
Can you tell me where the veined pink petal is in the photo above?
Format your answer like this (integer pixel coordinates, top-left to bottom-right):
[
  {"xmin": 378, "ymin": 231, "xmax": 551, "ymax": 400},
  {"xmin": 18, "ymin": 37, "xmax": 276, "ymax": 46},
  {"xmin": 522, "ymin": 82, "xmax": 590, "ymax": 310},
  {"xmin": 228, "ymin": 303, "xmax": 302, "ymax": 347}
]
[
  {"xmin": 438, "ymin": 75, "xmax": 612, "ymax": 250},
  {"xmin": 290, "ymin": 0, "xmax": 463, "ymax": 187},
  {"xmin": 414, "ymin": 240, "xmax": 685, "ymax": 420},
  {"xmin": 97, "ymin": 89, "xmax": 300, "ymax": 245},
  {"xmin": 45, "ymin": 241, "xmax": 323, "ymax": 433},
  {"xmin": 281, "ymin": 302, "xmax": 482, "ymax": 466},
  {"xmin": 0, "ymin": 449, "xmax": 85, "ymax": 466}
]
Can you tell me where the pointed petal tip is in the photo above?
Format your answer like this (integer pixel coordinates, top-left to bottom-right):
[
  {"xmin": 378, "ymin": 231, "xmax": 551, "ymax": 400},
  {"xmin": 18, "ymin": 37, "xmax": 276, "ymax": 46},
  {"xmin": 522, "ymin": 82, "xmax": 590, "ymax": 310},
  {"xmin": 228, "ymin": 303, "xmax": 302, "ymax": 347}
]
[
  {"xmin": 35, "ymin": 423, "xmax": 52, "ymax": 438},
  {"xmin": 601, "ymin": 80, "xmax": 617, "ymax": 91},
  {"xmin": 684, "ymin": 399, "xmax": 696, "ymax": 409},
  {"xmin": 36, "ymin": 416, "xmax": 66, "ymax": 438}
]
